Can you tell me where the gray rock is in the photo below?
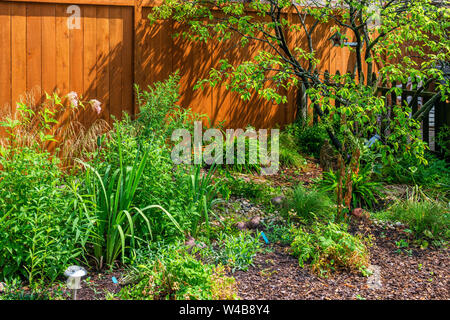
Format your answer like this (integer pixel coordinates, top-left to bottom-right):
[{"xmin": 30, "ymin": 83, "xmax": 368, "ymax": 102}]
[
  {"xmin": 367, "ymin": 265, "xmax": 382, "ymax": 290},
  {"xmin": 246, "ymin": 216, "xmax": 261, "ymax": 229},
  {"xmin": 270, "ymin": 196, "xmax": 285, "ymax": 206},
  {"xmin": 185, "ymin": 236, "xmax": 207, "ymax": 249},
  {"xmin": 235, "ymin": 221, "xmax": 246, "ymax": 230}
]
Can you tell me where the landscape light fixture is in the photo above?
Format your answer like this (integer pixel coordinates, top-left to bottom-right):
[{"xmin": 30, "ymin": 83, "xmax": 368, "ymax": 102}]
[{"xmin": 64, "ymin": 266, "xmax": 87, "ymax": 300}]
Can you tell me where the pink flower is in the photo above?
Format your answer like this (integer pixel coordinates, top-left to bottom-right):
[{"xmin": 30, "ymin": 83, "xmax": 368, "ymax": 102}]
[
  {"xmin": 67, "ymin": 91, "xmax": 79, "ymax": 107},
  {"xmin": 90, "ymin": 99, "xmax": 102, "ymax": 115}
]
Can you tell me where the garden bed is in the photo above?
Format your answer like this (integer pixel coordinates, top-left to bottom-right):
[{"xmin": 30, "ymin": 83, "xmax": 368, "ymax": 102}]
[
  {"xmin": 30, "ymin": 187, "xmax": 448, "ymax": 301},
  {"xmin": 56, "ymin": 222, "xmax": 448, "ymax": 300},
  {"xmin": 234, "ymin": 222, "xmax": 449, "ymax": 300}
]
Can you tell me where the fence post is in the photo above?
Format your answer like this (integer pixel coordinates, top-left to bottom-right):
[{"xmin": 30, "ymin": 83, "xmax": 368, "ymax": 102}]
[{"xmin": 434, "ymin": 98, "xmax": 445, "ymax": 154}]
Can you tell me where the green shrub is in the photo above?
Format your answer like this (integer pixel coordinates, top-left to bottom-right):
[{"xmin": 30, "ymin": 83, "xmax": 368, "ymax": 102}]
[
  {"xmin": 381, "ymin": 152, "xmax": 450, "ymax": 192},
  {"xmin": 94, "ymin": 117, "xmax": 192, "ymax": 241},
  {"xmin": 377, "ymin": 200, "xmax": 449, "ymax": 241},
  {"xmin": 89, "ymin": 76, "xmax": 222, "ymax": 245},
  {"xmin": 224, "ymin": 175, "xmax": 279, "ymax": 210},
  {"xmin": 203, "ymin": 231, "xmax": 262, "ymax": 272},
  {"xmin": 278, "ymin": 131, "xmax": 307, "ymax": 168},
  {"xmin": 0, "ymin": 279, "xmax": 65, "ymax": 300},
  {"xmin": 135, "ymin": 72, "xmax": 205, "ymax": 141},
  {"xmin": 226, "ymin": 176, "xmax": 265, "ymax": 199},
  {"xmin": 287, "ymin": 184, "xmax": 333, "ymax": 222},
  {"xmin": 436, "ymin": 125, "xmax": 450, "ymax": 159},
  {"xmin": 222, "ymin": 128, "xmax": 262, "ymax": 174},
  {"xmin": 290, "ymin": 222, "xmax": 371, "ymax": 277},
  {"xmin": 317, "ymin": 165, "xmax": 382, "ymax": 209},
  {"xmin": 295, "ymin": 123, "xmax": 329, "ymax": 158},
  {"xmin": 119, "ymin": 246, "xmax": 238, "ymax": 300},
  {"xmin": 261, "ymin": 221, "xmax": 296, "ymax": 245},
  {"xmin": 76, "ymin": 130, "xmax": 182, "ymax": 269},
  {"xmin": 0, "ymin": 147, "xmax": 89, "ymax": 284}
]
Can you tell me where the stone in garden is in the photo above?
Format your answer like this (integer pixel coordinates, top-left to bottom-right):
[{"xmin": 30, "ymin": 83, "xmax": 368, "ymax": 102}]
[
  {"xmin": 351, "ymin": 208, "xmax": 370, "ymax": 220},
  {"xmin": 367, "ymin": 265, "xmax": 382, "ymax": 290},
  {"xmin": 246, "ymin": 216, "xmax": 261, "ymax": 229},
  {"xmin": 185, "ymin": 236, "xmax": 196, "ymax": 248},
  {"xmin": 351, "ymin": 208, "xmax": 364, "ymax": 218},
  {"xmin": 270, "ymin": 196, "xmax": 285, "ymax": 206},
  {"xmin": 235, "ymin": 221, "xmax": 246, "ymax": 230},
  {"xmin": 185, "ymin": 236, "xmax": 207, "ymax": 249}
]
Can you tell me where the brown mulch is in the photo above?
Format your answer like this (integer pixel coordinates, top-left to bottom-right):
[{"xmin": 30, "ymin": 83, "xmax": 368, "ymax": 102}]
[
  {"xmin": 234, "ymin": 221, "xmax": 449, "ymax": 300},
  {"xmin": 232, "ymin": 159, "xmax": 323, "ymax": 189},
  {"xmin": 30, "ymin": 220, "xmax": 447, "ymax": 300}
]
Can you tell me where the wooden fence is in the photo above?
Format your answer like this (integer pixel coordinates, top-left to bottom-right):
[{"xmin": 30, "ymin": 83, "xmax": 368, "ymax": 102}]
[
  {"xmin": 0, "ymin": 0, "xmax": 363, "ymax": 129},
  {"xmin": 0, "ymin": 0, "xmax": 448, "ymax": 150},
  {"xmin": 377, "ymin": 81, "xmax": 449, "ymax": 153}
]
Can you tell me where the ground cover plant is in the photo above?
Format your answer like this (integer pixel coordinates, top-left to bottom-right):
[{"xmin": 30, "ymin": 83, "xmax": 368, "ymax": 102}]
[
  {"xmin": 118, "ymin": 245, "xmax": 238, "ymax": 300},
  {"xmin": 374, "ymin": 197, "xmax": 450, "ymax": 245},
  {"xmin": 290, "ymin": 222, "xmax": 372, "ymax": 277}
]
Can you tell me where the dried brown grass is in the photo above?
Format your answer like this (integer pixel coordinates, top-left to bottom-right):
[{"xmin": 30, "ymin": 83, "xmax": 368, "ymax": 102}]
[{"xmin": 0, "ymin": 87, "xmax": 110, "ymax": 168}]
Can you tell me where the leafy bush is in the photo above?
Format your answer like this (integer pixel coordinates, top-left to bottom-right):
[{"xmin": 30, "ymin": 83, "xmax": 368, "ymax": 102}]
[
  {"xmin": 261, "ymin": 221, "xmax": 295, "ymax": 245},
  {"xmin": 436, "ymin": 125, "xmax": 450, "ymax": 159},
  {"xmin": 135, "ymin": 72, "xmax": 205, "ymax": 142},
  {"xmin": 290, "ymin": 222, "xmax": 371, "ymax": 277},
  {"xmin": 186, "ymin": 164, "xmax": 223, "ymax": 238},
  {"xmin": 317, "ymin": 165, "xmax": 382, "ymax": 210},
  {"xmin": 278, "ymin": 131, "xmax": 307, "ymax": 168},
  {"xmin": 87, "ymin": 76, "xmax": 222, "ymax": 245},
  {"xmin": 92, "ymin": 117, "xmax": 190, "ymax": 241},
  {"xmin": 76, "ymin": 130, "xmax": 182, "ymax": 269},
  {"xmin": 377, "ymin": 200, "xmax": 450, "ymax": 241},
  {"xmin": 203, "ymin": 231, "xmax": 262, "ymax": 272},
  {"xmin": 224, "ymin": 175, "xmax": 279, "ymax": 210},
  {"xmin": 0, "ymin": 147, "xmax": 89, "ymax": 284},
  {"xmin": 222, "ymin": 128, "xmax": 262, "ymax": 174},
  {"xmin": 119, "ymin": 246, "xmax": 238, "ymax": 300},
  {"xmin": 0, "ymin": 279, "xmax": 65, "ymax": 300},
  {"xmin": 382, "ymin": 152, "xmax": 450, "ymax": 194},
  {"xmin": 287, "ymin": 184, "xmax": 333, "ymax": 222},
  {"xmin": 295, "ymin": 123, "xmax": 329, "ymax": 158}
]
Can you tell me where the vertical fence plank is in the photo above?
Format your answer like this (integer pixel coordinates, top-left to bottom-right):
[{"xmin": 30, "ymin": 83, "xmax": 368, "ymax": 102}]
[
  {"xmin": 83, "ymin": 5, "xmax": 97, "ymax": 126},
  {"xmin": 56, "ymin": 4, "xmax": 70, "ymax": 99},
  {"xmin": 0, "ymin": 2, "xmax": 11, "ymax": 113},
  {"xmin": 11, "ymin": 2, "xmax": 27, "ymax": 112},
  {"xmin": 69, "ymin": 3, "xmax": 84, "ymax": 107},
  {"xmin": 96, "ymin": 5, "xmax": 110, "ymax": 123},
  {"xmin": 122, "ymin": 6, "xmax": 133, "ymax": 117},
  {"xmin": 41, "ymin": 4, "xmax": 57, "ymax": 96},
  {"xmin": 133, "ymin": 1, "xmax": 143, "ymax": 116},
  {"xmin": 434, "ymin": 98, "xmax": 444, "ymax": 154},
  {"xmin": 26, "ymin": 3, "xmax": 42, "ymax": 103},
  {"xmin": 109, "ymin": 6, "xmax": 123, "ymax": 121}
]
